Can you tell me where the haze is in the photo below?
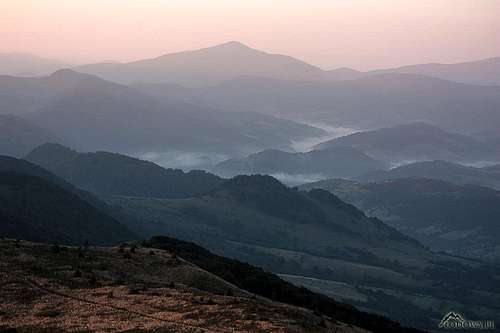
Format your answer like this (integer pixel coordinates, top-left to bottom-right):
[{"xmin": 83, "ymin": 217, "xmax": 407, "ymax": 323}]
[{"xmin": 2, "ymin": 0, "xmax": 499, "ymax": 70}]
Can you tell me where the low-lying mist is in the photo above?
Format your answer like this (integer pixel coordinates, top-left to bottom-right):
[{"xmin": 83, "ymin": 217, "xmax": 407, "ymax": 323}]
[
  {"xmin": 290, "ymin": 123, "xmax": 358, "ymax": 152},
  {"xmin": 270, "ymin": 173, "xmax": 328, "ymax": 186},
  {"xmin": 136, "ymin": 151, "xmax": 229, "ymax": 171}
]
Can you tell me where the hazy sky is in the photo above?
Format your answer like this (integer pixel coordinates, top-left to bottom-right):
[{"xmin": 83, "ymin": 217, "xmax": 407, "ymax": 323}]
[{"xmin": 2, "ymin": 0, "xmax": 499, "ymax": 70}]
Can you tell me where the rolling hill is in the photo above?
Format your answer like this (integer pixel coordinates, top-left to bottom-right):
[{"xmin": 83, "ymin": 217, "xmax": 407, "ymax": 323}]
[
  {"xmin": 314, "ymin": 122, "xmax": 499, "ymax": 166},
  {"xmin": 299, "ymin": 178, "xmax": 500, "ymax": 262},
  {"xmin": 25, "ymin": 143, "xmax": 224, "ymax": 199},
  {"xmin": 213, "ymin": 147, "xmax": 386, "ymax": 184}
]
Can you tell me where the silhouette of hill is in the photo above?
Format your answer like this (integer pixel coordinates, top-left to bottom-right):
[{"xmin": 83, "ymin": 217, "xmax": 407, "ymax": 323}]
[
  {"xmin": 213, "ymin": 147, "xmax": 386, "ymax": 183},
  {"xmin": 0, "ymin": 171, "xmax": 135, "ymax": 245},
  {"xmin": 25, "ymin": 143, "xmax": 224, "ymax": 199}
]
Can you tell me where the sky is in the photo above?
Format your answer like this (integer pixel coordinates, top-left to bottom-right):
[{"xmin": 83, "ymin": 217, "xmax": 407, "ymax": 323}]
[{"xmin": 1, "ymin": 0, "xmax": 499, "ymax": 70}]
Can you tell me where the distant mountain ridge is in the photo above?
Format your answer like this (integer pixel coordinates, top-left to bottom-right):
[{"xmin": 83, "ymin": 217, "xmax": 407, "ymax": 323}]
[
  {"xmin": 370, "ymin": 56, "xmax": 500, "ymax": 86},
  {"xmin": 314, "ymin": 122, "xmax": 500, "ymax": 166},
  {"xmin": 179, "ymin": 73, "xmax": 500, "ymax": 132},
  {"xmin": 357, "ymin": 160, "xmax": 500, "ymax": 190},
  {"xmin": 75, "ymin": 41, "xmax": 327, "ymax": 86},
  {"xmin": 74, "ymin": 42, "xmax": 500, "ymax": 86}
]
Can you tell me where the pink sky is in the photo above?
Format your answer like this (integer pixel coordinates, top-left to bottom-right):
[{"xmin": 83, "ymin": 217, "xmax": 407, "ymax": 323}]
[{"xmin": 2, "ymin": 0, "xmax": 499, "ymax": 70}]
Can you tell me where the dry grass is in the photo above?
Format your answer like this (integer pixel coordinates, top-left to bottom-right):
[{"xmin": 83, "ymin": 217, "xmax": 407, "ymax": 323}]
[{"xmin": 0, "ymin": 239, "xmax": 367, "ymax": 333}]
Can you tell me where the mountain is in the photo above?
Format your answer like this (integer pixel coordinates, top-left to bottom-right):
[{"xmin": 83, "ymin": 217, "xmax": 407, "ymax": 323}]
[
  {"xmin": 0, "ymin": 114, "xmax": 61, "ymax": 157},
  {"xmin": 25, "ymin": 143, "xmax": 224, "ymax": 199},
  {"xmin": 213, "ymin": 147, "xmax": 387, "ymax": 184},
  {"xmin": 357, "ymin": 160, "xmax": 500, "ymax": 190},
  {"xmin": 314, "ymin": 122, "xmax": 499, "ymax": 166},
  {"xmin": 0, "ymin": 171, "xmax": 135, "ymax": 245},
  {"xmin": 75, "ymin": 41, "xmax": 326, "ymax": 86},
  {"xmin": 0, "ymin": 69, "xmax": 324, "ymax": 154},
  {"xmin": 0, "ymin": 53, "xmax": 69, "ymax": 76},
  {"xmin": 0, "ymin": 69, "xmax": 96, "ymax": 115},
  {"xmin": 299, "ymin": 178, "xmax": 500, "ymax": 262},
  {"xmin": 0, "ymin": 238, "xmax": 416, "ymax": 333},
  {"xmin": 372, "ymin": 56, "xmax": 500, "ymax": 86},
  {"xmin": 75, "ymin": 43, "xmax": 500, "ymax": 86},
  {"xmin": 104, "ymin": 175, "xmax": 500, "ymax": 329},
  {"xmin": 186, "ymin": 74, "xmax": 500, "ymax": 132}
]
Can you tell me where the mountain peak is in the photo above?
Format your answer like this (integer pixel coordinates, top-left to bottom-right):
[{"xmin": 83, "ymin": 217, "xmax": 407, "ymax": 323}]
[
  {"xmin": 47, "ymin": 68, "xmax": 95, "ymax": 84},
  {"xmin": 28, "ymin": 142, "xmax": 74, "ymax": 154},
  {"xmin": 218, "ymin": 174, "xmax": 287, "ymax": 193},
  {"xmin": 215, "ymin": 41, "xmax": 252, "ymax": 50},
  {"xmin": 49, "ymin": 68, "xmax": 80, "ymax": 78},
  {"xmin": 25, "ymin": 143, "xmax": 77, "ymax": 162}
]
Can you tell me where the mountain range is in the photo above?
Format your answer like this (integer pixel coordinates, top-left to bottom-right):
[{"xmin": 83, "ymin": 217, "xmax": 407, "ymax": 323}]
[
  {"xmin": 3, "ymin": 41, "xmax": 500, "ymax": 331},
  {"xmin": 314, "ymin": 122, "xmax": 500, "ymax": 166},
  {"xmin": 3, "ymin": 43, "xmax": 500, "ymax": 86},
  {"xmin": 0, "ymin": 69, "xmax": 324, "ymax": 156},
  {"xmin": 183, "ymin": 74, "xmax": 500, "ymax": 132}
]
